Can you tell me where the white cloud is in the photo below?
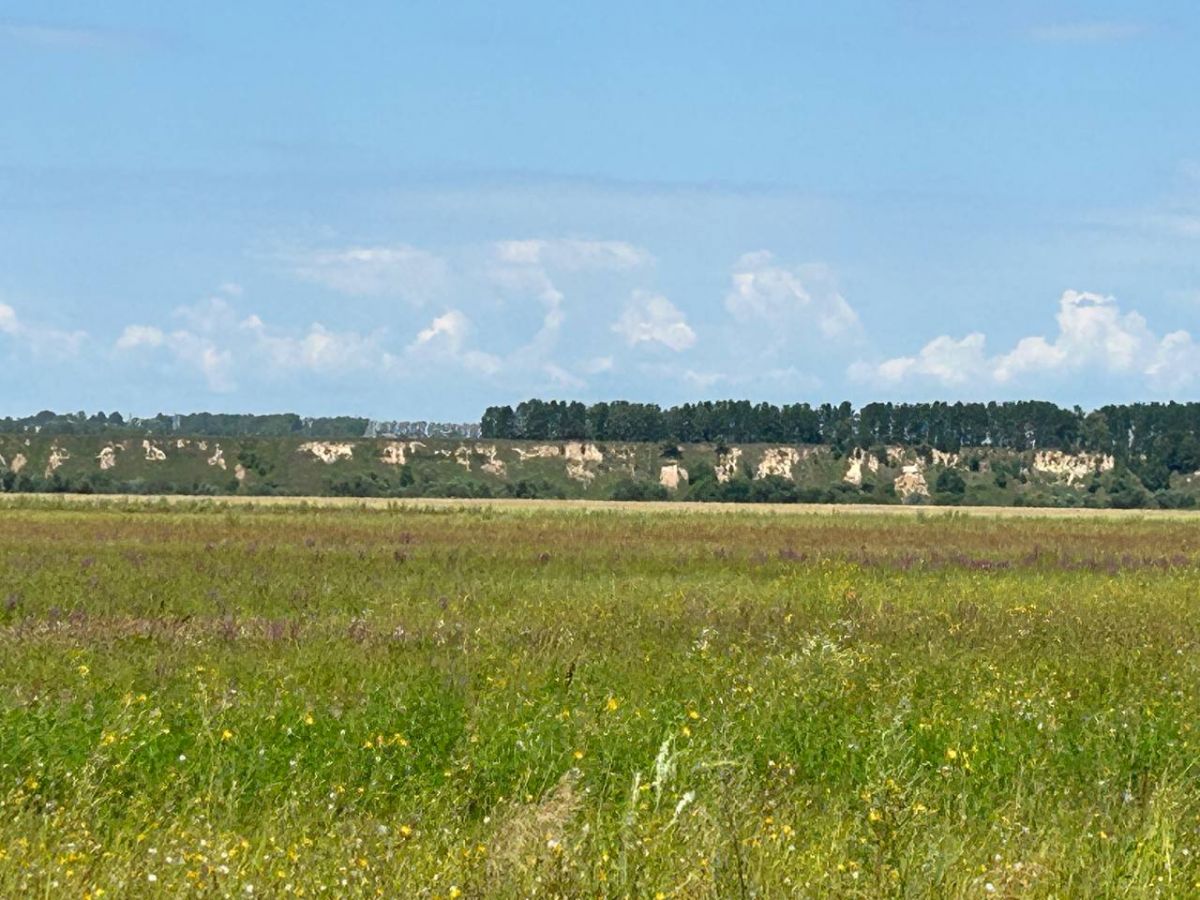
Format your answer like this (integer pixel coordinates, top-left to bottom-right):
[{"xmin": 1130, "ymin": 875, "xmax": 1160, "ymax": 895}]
[
  {"xmin": 543, "ymin": 362, "xmax": 585, "ymax": 390},
  {"xmin": 0, "ymin": 301, "xmax": 87, "ymax": 357},
  {"xmin": 174, "ymin": 296, "xmax": 238, "ymax": 333},
  {"xmin": 869, "ymin": 333, "xmax": 990, "ymax": 386},
  {"xmin": 612, "ymin": 290, "xmax": 696, "ymax": 352},
  {"xmin": 115, "ymin": 324, "xmax": 234, "ymax": 392},
  {"xmin": 115, "ymin": 294, "xmax": 402, "ymax": 391},
  {"xmin": 1147, "ymin": 331, "xmax": 1200, "ymax": 390},
  {"xmin": 285, "ymin": 243, "xmax": 447, "ymax": 303},
  {"xmin": 1029, "ymin": 22, "xmax": 1145, "ymax": 43},
  {"xmin": 493, "ymin": 239, "xmax": 651, "ymax": 271},
  {"xmin": 0, "ymin": 303, "xmax": 18, "ymax": 335},
  {"xmin": 414, "ymin": 309, "xmax": 470, "ymax": 347},
  {"xmin": 115, "ymin": 324, "xmax": 165, "ymax": 350},
  {"xmin": 855, "ymin": 290, "xmax": 1200, "ymax": 390},
  {"xmin": 407, "ymin": 309, "xmax": 501, "ymax": 375},
  {"xmin": 488, "ymin": 237, "xmax": 653, "ymax": 370},
  {"xmin": 245, "ymin": 317, "xmax": 395, "ymax": 376},
  {"xmin": 725, "ymin": 251, "xmax": 860, "ymax": 339}
]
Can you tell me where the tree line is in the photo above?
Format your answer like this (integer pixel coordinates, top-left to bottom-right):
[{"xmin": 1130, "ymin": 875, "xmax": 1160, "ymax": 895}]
[
  {"xmin": 481, "ymin": 399, "xmax": 1200, "ymax": 477},
  {"xmin": 0, "ymin": 411, "xmax": 478, "ymax": 439}
]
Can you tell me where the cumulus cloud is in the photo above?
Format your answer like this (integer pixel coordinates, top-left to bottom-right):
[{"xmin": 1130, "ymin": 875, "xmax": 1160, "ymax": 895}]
[
  {"xmin": 115, "ymin": 324, "xmax": 165, "ymax": 350},
  {"xmin": 865, "ymin": 333, "xmax": 990, "ymax": 386},
  {"xmin": 543, "ymin": 362, "xmax": 586, "ymax": 390},
  {"xmin": 725, "ymin": 251, "xmax": 860, "ymax": 339},
  {"xmin": 407, "ymin": 309, "xmax": 501, "ymax": 375},
  {"xmin": 243, "ymin": 317, "xmax": 395, "ymax": 376},
  {"xmin": 492, "ymin": 238, "xmax": 652, "ymax": 271},
  {"xmin": 489, "ymin": 238, "xmax": 652, "ymax": 344},
  {"xmin": 284, "ymin": 243, "xmax": 447, "ymax": 304},
  {"xmin": 612, "ymin": 290, "xmax": 696, "ymax": 352},
  {"xmin": 854, "ymin": 290, "xmax": 1200, "ymax": 391},
  {"xmin": 0, "ymin": 303, "xmax": 18, "ymax": 335},
  {"xmin": 115, "ymin": 291, "xmax": 401, "ymax": 391},
  {"xmin": 0, "ymin": 301, "xmax": 87, "ymax": 357}
]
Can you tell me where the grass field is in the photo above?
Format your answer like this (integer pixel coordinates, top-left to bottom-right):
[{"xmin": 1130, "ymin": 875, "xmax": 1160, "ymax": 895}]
[{"xmin": 2, "ymin": 502, "xmax": 1200, "ymax": 897}]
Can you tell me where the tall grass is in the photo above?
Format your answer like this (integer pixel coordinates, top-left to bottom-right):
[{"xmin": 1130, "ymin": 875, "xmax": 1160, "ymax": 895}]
[{"xmin": 1, "ymin": 504, "xmax": 1198, "ymax": 896}]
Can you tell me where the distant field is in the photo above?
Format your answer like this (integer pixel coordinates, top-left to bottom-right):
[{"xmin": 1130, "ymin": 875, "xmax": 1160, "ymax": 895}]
[
  {"xmin": 5, "ymin": 491, "xmax": 1200, "ymax": 519},
  {"xmin": 2, "ymin": 504, "xmax": 1200, "ymax": 896}
]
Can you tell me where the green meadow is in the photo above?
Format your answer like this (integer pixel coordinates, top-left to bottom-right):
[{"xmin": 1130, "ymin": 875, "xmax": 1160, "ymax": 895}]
[{"xmin": 1, "ymin": 499, "xmax": 1199, "ymax": 897}]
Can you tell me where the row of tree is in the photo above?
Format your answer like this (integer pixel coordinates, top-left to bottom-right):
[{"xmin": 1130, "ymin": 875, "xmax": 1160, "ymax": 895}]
[
  {"xmin": 481, "ymin": 399, "xmax": 1200, "ymax": 474},
  {"xmin": 0, "ymin": 411, "xmax": 478, "ymax": 439}
]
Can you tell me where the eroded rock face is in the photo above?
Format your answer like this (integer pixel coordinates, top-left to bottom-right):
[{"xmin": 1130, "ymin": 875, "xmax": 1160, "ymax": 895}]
[
  {"xmin": 97, "ymin": 446, "xmax": 118, "ymax": 471},
  {"xmin": 298, "ymin": 442, "xmax": 354, "ymax": 464},
  {"xmin": 843, "ymin": 448, "xmax": 881, "ymax": 486},
  {"xmin": 563, "ymin": 442, "xmax": 603, "ymax": 484},
  {"xmin": 454, "ymin": 446, "xmax": 472, "ymax": 471},
  {"xmin": 380, "ymin": 441, "xmax": 423, "ymax": 466},
  {"xmin": 513, "ymin": 445, "xmax": 561, "ymax": 461},
  {"xmin": 893, "ymin": 465, "xmax": 930, "ymax": 499},
  {"xmin": 478, "ymin": 445, "xmax": 506, "ymax": 477},
  {"xmin": 659, "ymin": 463, "xmax": 688, "ymax": 491},
  {"xmin": 564, "ymin": 442, "xmax": 603, "ymax": 463},
  {"xmin": 234, "ymin": 464, "xmax": 247, "ymax": 482},
  {"xmin": 1032, "ymin": 450, "xmax": 1114, "ymax": 485},
  {"xmin": 931, "ymin": 449, "xmax": 959, "ymax": 468},
  {"xmin": 714, "ymin": 447, "xmax": 743, "ymax": 484},
  {"xmin": 45, "ymin": 446, "xmax": 70, "ymax": 478},
  {"xmin": 756, "ymin": 448, "xmax": 804, "ymax": 480},
  {"xmin": 142, "ymin": 440, "xmax": 167, "ymax": 462},
  {"xmin": 207, "ymin": 445, "xmax": 227, "ymax": 470},
  {"xmin": 10, "ymin": 453, "xmax": 27, "ymax": 474}
]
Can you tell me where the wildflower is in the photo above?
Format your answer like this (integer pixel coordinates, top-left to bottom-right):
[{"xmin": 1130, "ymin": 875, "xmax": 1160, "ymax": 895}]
[
  {"xmin": 687, "ymin": 709, "xmax": 700, "ymax": 720},
  {"xmin": 945, "ymin": 748, "xmax": 958, "ymax": 761},
  {"xmin": 77, "ymin": 665, "xmax": 90, "ymax": 677},
  {"xmin": 399, "ymin": 825, "xmax": 412, "ymax": 838},
  {"xmin": 573, "ymin": 750, "xmax": 585, "ymax": 760},
  {"xmin": 605, "ymin": 696, "xmax": 620, "ymax": 712},
  {"xmin": 868, "ymin": 808, "xmax": 882, "ymax": 823},
  {"xmin": 303, "ymin": 713, "xmax": 315, "ymax": 726},
  {"xmin": 449, "ymin": 888, "xmax": 462, "ymax": 899},
  {"xmin": 221, "ymin": 729, "xmax": 234, "ymax": 741}
]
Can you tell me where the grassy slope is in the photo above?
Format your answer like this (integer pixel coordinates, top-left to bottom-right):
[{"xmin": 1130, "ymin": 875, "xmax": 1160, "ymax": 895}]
[
  {"xmin": 4, "ymin": 434, "xmax": 1196, "ymax": 507},
  {"xmin": 1, "ymin": 504, "xmax": 1199, "ymax": 896}
]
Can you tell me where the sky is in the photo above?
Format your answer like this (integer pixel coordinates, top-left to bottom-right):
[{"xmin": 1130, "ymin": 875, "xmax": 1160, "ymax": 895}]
[{"xmin": 2, "ymin": 1, "xmax": 1199, "ymax": 420}]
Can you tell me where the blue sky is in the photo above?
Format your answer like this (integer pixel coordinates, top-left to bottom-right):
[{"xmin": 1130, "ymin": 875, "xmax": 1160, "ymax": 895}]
[{"xmin": 2, "ymin": 1, "xmax": 1198, "ymax": 419}]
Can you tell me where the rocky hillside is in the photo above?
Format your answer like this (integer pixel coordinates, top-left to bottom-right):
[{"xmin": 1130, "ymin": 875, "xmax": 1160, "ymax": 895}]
[{"xmin": 1, "ymin": 434, "xmax": 1197, "ymax": 508}]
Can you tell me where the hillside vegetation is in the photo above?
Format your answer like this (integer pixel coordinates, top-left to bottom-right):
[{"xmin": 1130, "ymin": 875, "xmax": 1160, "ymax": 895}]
[{"xmin": 1, "ymin": 432, "xmax": 1198, "ymax": 509}]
